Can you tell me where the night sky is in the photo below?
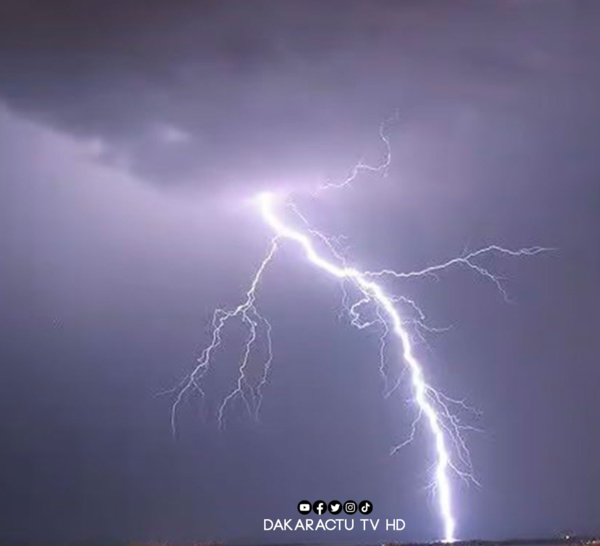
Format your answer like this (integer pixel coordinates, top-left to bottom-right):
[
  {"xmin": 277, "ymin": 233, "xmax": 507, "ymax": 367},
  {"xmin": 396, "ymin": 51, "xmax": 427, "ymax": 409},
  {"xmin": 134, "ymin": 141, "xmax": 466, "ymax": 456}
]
[{"xmin": 0, "ymin": 1, "xmax": 599, "ymax": 543}]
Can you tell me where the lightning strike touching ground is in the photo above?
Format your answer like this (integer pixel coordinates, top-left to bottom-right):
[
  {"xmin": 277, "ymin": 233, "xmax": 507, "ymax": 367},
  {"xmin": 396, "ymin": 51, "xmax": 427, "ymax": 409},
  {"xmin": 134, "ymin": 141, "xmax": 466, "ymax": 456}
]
[
  {"xmin": 169, "ymin": 122, "xmax": 550, "ymax": 542},
  {"xmin": 259, "ymin": 190, "xmax": 461, "ymax": 540}
]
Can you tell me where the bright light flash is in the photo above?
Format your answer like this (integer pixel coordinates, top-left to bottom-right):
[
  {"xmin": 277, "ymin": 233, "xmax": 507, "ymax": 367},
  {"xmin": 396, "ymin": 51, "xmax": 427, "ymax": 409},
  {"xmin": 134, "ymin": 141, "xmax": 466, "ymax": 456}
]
[
  {"xmin": 169, "ymin": 121, "xmax": 550, "ymax": 542},
  {"xmin": 258, "ymin": 191, "xmax": 456, "ymax": 541}
]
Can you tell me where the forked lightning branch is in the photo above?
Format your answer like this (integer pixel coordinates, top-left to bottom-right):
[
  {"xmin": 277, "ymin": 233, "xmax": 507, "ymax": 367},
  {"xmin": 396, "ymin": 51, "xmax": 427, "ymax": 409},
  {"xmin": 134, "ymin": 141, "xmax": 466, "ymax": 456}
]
[{"xmin": 168, "ymin": 122, "xmax": 549, "ymax": 542}]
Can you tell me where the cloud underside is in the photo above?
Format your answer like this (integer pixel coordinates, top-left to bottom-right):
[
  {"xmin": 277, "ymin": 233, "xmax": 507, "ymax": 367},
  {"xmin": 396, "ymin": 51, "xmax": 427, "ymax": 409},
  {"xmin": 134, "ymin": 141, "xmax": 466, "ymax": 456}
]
[{"xmin": 0, "ymin": 1, "xmax": 598, "ymax": 195}]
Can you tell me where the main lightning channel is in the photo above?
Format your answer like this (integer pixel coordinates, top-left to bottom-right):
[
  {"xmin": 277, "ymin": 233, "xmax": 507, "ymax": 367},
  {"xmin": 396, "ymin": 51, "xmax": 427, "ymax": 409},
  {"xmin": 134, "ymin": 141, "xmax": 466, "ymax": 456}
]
[{"xmin": 258, "ymin": 191, "xmax": 457, "ymax": 542}]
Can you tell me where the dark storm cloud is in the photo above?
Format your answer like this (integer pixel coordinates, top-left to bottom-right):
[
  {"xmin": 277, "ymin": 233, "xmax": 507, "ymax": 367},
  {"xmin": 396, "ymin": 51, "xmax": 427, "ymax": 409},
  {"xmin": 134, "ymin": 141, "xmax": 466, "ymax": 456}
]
[{"xmin": 2, "ymin": 1, "xmax": 598, "ymax": 195}]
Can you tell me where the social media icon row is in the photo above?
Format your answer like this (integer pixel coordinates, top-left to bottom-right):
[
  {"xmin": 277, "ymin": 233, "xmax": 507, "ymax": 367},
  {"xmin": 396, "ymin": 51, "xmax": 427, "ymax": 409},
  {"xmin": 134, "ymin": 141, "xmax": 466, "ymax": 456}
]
[{"xmin": 298, "ymin": 500, "xmax": 373, "ymax": 515}]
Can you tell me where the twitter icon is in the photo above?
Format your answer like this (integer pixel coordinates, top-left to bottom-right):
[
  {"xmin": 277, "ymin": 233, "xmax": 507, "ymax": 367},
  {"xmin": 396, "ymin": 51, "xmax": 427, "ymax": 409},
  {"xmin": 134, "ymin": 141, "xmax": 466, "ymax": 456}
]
[{"xmin": 328, "ymin": 500, "xmax": 342, "ymax": 514}]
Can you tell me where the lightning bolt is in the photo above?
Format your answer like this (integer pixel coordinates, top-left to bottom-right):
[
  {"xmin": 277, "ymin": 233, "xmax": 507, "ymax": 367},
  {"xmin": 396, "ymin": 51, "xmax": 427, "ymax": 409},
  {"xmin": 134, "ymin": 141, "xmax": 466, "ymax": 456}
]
[
  {"xmin": 168, "ymin": 120, "xmax": 550, "ymax": 542},
  {"xmin": 168, "ymin": 236, "xmax": 279, "ymax": 434},
  {"xmin": 259, "ymin": 191, "xmax": 472, "ymax": 541}
]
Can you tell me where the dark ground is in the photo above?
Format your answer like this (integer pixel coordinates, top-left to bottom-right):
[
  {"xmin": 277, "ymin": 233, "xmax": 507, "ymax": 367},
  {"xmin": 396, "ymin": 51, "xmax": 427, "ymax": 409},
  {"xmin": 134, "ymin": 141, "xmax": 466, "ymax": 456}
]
[{"xmin": 2, "ymin": 537, "xmax": 599, "ymax": 546}]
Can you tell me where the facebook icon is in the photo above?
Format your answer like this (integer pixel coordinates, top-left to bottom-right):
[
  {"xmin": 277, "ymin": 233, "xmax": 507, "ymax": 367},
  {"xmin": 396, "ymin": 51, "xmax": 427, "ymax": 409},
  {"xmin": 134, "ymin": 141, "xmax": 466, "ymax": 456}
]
[{"xmin": 313, "ymin": 500, "xmax": 326, "ymax": 515}]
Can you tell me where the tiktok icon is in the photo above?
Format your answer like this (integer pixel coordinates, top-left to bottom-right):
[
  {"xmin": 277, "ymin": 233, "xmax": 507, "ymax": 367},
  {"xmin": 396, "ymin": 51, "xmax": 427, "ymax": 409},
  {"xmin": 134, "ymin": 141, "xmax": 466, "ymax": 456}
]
[{"xmin": 359, "ymin": 500, "xmax": 373, "ymax": 514}]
